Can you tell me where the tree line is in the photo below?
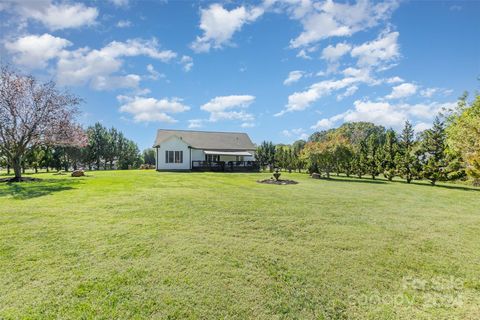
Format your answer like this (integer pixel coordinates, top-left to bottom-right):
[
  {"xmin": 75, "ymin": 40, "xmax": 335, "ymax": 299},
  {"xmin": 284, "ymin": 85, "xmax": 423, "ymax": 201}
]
[
  {"xmin": 0, "ymin": 66, "xmax": 152, "ymax": 181},
  {"xmin": 0, "ymin": 122, "xmax": 144, "ymax": 174},
  {"xmin": 257, "ymin": 93, "xmax": 480, "ymax": 186}
]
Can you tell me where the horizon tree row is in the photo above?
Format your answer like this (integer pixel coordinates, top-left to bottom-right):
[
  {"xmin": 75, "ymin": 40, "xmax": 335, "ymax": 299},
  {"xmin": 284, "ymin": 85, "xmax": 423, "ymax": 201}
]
[
  {"xmin": 257, "ymin": 93, "xmax": 479, "ymax": 186},
  {"xmin": 0, "ymin": 123, "xmax": 143, "ymax": 174}
]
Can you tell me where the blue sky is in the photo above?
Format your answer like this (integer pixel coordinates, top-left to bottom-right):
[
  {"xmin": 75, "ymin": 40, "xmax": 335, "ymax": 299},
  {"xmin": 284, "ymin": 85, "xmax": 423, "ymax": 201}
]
[{"xmin": 1, "ymin": 0, "xmax": 479, "ymax": 150}]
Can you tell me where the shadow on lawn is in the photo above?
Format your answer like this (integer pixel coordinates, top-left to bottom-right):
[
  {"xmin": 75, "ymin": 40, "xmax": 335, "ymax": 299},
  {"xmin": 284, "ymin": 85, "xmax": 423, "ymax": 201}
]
[
  {"xmin": 329, "ymin": 175, "xmax": 480, "ymax": 192},
  {"xmin": 0, "ymin": 179, "xmax": 79, "ymax": 200},
  {"xmin": 408, "ymin": 181, "xmax": 480, "ymax": 192},
  {"xmin": 327, "ymin": 176, "xmax": 387, "ymax": 184}
]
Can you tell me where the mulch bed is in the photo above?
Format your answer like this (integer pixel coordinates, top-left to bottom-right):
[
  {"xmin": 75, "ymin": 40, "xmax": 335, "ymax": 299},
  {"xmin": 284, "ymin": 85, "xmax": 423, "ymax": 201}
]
[
  {"xmin": 257, "ymin": 178, "xmax": 298, "ymax": 185},
  {"xmin": 0, "ymin": 177, "xmax": 42, "ymax": 183}
]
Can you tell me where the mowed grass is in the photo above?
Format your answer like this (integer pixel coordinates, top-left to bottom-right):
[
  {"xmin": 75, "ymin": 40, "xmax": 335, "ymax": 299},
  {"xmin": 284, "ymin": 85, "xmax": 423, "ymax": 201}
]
[{"xmin": 0, "ymin": 170, "xmax": 479, "ymax": 319}]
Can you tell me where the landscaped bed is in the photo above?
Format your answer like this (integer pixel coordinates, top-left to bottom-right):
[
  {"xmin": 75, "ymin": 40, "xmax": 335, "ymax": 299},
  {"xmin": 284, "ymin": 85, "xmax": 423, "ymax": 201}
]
[{"xmin": 0, "ymin": 170, "xmax": 479, "ymax": 319}]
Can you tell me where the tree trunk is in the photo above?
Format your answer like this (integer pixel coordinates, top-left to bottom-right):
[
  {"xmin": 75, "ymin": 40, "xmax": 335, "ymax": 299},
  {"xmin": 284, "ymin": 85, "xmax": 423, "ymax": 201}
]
[
  {"xmin": 35, "ymin": 166, "xmax": 38, "ymax": 173},
  {"xmin": 12, "ymin": 156, "xmax": 22, "ymax": 180},
  {"xmin": 7, "ymin": 165, "xmax": 10, "ymax": 175}
]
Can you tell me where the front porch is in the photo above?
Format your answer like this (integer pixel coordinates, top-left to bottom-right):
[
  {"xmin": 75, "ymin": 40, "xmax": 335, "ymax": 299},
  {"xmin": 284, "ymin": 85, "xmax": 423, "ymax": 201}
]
[{"xmin": 191, "ymin": 160, "xmax": 259, "ymax": 172}]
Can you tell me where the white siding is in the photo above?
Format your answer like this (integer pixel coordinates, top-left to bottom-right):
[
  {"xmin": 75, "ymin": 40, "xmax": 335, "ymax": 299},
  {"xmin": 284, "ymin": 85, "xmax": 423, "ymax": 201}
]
[{"xmin": 156, "ymin": 136, "xmax": 191, "ymax": 170}]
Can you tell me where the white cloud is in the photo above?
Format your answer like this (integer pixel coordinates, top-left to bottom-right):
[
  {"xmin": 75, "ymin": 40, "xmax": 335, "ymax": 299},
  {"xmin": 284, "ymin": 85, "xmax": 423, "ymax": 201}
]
[
  {"xmin": 321, "ymin": 42, "xmax": 351, "ymax": 62},
  {"xmin": 98, "ymin": 38, "xmax": 177, "ymax": 62},
  {"xmin": 336, "ymin": 85, "xmax": 358, "ymax": 100},
  {"xmin": 116, "ymin": 20, "xmax": 132, "ymax": 28},
  {"xmin": 55, "ymin": 38, "xmax": 176, "ymax": 90},
  {"xmin": 350, "ymin": 31, "xmax": 400, "ymax": 69},
  {"xmin": 343, "ymin": 100, "xmax": 407, "ymax": 127},
  {"xmin": 289, "ymin": 0, "xmax": 399, "ymax": 48},
  {"xmin": 311, "ymin": 99, "xmax": 455, "ymax": 131},
  {"xmin": 241, "ymin": 122, "xmax": 255, "ymax": 128},
  {"xmin": 191, "ymin": 4, "xmax": 264, "ymax": 52},
  {"xmin": 386, "ymin": 76, "xmax": 404, "ymax": 84},
  {"xmin": 200, "ymin": 95, "xmax": 255, "ymax": 122},
  {"xmin": 5, "ymin": 33, "xmax": 71, "ymax": 68},
  {"xmin": 5, "ymin": 33, "xmax": 185, "ymax": 91},
  {"xmin": 109, "ymin": 0, "xmax": 129, "ymax": 7},
  {"xmin": 311, "ymin": 118, "xmax": 335, "ymax": 130},
  {"xmin": 13, "ymin": 1, "xmax": 98, "ymax": 30},
  {"xmin": 188, "ymin": 119, "xmax": 204, "ymax": 129},
  {"xmin": 283, "ymin": 70, "xmax": 304, "ymax": 85},
  {"xmin": 420, "ymin": 88, "xmax": 437, "ymax": 98},
  {"xmin": 146, "ymin": 64, "xmax": 165, "ymax": 80},
  {"xmin": 296, "ymin": 49, "xmax": 312, "ymax": 60},
  {"xmin": 413, "ymin": 122, "xmax": 431, "ymax": 133},
  {"xmin": 282, "ymin": 128, "xmax": 308, "ymax": 140},
  {"xmin": 118, "ymin": 95, "xmax": 190, "ymax": 123},
  {"xmin": 385, "ymin": 82, "xmax": 417, "ymax": 99},
  {"xmin": 276, "ymin": 67, "xmax": 374, "ymax": 116},
  {"xmin": 180, "ymin": 55, "xmax": 194, "ymax": 72},
  {"xmin": 92, "ymin": 74, "xmax": 141, "ymax": 91}
]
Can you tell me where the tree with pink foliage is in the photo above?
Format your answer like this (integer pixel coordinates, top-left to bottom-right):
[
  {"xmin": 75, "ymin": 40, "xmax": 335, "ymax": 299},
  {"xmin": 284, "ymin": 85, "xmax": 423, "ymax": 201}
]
[{"xmin": 0, "ymin": 66, "xmax": 86, "ymax": 182}]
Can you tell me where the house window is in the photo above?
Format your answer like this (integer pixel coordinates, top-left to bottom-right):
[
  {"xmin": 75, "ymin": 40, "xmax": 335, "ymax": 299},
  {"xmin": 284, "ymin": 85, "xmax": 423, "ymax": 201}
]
[
  {"xmin": 206, "ymin": 154, "xmax": 220, "ymax": 162},
  {"xmin": 165, "ymin": 151, "xmax": 183, "ymax": 163}
]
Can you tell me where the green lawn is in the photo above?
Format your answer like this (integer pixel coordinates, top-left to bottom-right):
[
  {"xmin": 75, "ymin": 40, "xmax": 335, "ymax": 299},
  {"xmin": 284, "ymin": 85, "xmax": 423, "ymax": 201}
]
[{"xmin": 0, "ymin": 170, "xmax": 479, "ymax": 319}]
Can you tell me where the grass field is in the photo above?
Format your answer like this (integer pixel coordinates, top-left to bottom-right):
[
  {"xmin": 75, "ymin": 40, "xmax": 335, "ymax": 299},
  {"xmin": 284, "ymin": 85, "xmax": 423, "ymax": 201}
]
[{"xmin": 0, "ymin": 170, "xmax": 479, "ymax": 319}]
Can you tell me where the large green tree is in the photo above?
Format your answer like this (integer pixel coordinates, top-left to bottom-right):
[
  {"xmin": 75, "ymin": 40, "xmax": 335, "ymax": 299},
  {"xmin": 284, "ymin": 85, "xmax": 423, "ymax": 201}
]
[
  {"xmin": 256, "ymin": 141, "xmax": 276, "ymax": 171},
  {"xmin": 446, "ymin": 93, "xmax": 480, "ymax": 185}
]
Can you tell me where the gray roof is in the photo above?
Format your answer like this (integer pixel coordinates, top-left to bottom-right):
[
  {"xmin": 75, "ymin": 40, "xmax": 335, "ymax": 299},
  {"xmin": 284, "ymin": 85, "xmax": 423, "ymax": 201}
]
[{"xmin": 153, "ymin": 129, "xmax": 256, "ymax": 150}]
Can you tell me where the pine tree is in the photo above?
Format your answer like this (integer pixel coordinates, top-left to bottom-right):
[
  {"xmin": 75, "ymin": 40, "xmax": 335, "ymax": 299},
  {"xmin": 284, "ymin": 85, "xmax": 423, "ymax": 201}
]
[
  {"xmin": 396, "ymin": 121, "xmax": 419, "ymax": 183},
  {"xmin": 381, "ymin": 129, "xmax": 398, "ymax": 181},
  {"xmin": 419, "ymin": 116, "xmax": 449, "ymax": 185},
  {"xmin": 354, "ymin": 142, "xmax": 368, "ymax": 178},
  {"xmin": 366, "ymin": 132, "xmax": 382, "ymax": 179}
]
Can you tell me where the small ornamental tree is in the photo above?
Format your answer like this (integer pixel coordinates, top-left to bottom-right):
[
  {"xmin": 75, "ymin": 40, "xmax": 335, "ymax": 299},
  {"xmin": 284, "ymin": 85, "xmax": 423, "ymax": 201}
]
[{"xmin": 0, "ymin": 66, "xmax": 86, "ymax": 181}]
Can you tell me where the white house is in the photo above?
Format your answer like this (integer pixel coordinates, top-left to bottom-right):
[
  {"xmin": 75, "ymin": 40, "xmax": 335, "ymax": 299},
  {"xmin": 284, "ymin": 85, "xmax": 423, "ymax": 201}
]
[{"xmin": 153, "ymin": 129, "xmax": 258, "ymax": 171}]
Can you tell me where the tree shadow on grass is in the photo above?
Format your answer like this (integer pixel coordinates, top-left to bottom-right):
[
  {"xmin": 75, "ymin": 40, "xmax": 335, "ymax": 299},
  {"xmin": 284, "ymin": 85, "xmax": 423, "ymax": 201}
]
[
  {"xmin": 325, "ymin": 176, "xmax": 388, "ymax": 184},
  {"xmin": 406, "ymin": 181, "xmax": 480, "ymax": 192},
  {"xmin": 329, "ymin": 175, "xmax": 480, "ymax": 192},
  {"xmin": 0, "ymin": 179, "xmax": 80, "ymax": 200}
]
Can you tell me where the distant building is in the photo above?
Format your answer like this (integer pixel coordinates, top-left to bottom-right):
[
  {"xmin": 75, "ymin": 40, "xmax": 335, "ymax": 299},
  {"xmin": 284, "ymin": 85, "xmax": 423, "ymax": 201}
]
[{"xmin": 153, "ymin": 129, "xmax": 258, "ymax": 171}]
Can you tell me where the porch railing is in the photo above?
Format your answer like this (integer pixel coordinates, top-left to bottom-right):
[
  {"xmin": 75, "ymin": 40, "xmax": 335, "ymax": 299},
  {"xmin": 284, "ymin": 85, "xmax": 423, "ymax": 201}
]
[{"xmin": 191, "ymin": 161, "xmax": 259, "ymax": 172}]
